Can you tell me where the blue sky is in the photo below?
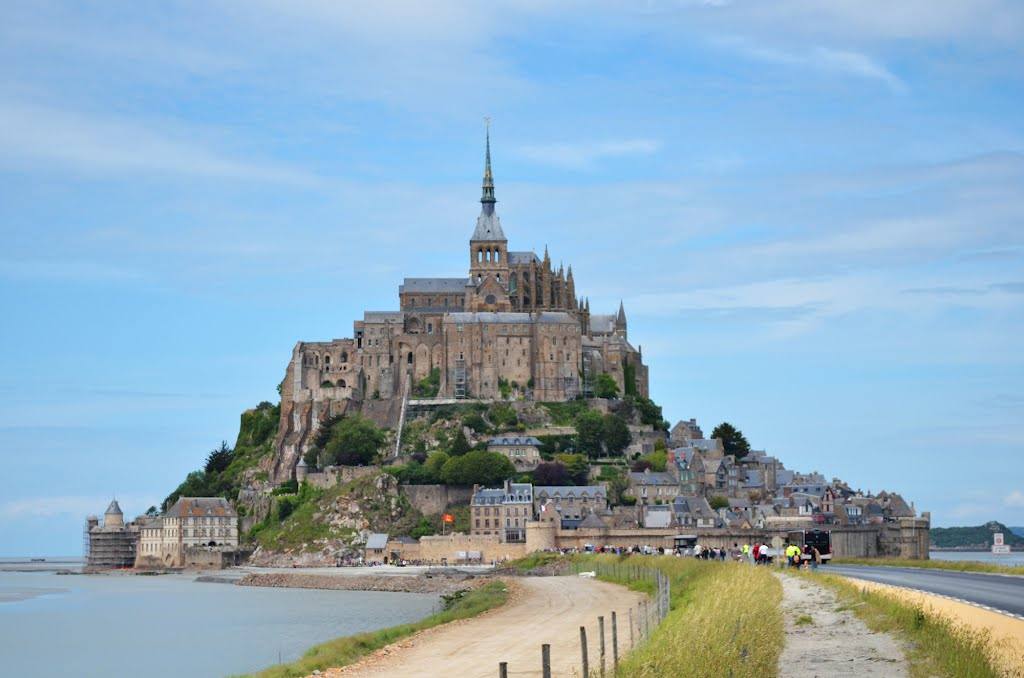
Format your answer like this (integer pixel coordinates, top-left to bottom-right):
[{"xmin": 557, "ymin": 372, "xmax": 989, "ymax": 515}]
[{"xmin": 1, "ymin": 1, "xmax": 1022, "ymax": 556}]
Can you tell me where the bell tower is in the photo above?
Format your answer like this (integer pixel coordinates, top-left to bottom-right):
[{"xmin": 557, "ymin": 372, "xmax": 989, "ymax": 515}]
[{"xmin": 467, "ymin": 120, "xmax": 511, "ymax": 312}]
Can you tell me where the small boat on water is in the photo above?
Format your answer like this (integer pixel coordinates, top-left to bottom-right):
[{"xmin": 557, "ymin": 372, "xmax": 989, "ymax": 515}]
[{"xmin": 30, "ymin": 558, "xmax": 46, "ymax": 562}]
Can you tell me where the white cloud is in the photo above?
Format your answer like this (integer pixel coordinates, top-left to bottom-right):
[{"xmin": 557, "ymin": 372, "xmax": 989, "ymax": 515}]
[
  {"xmin": 517, "ymin": 139, "xmax": 661, "ymax": 169},
  {"xmin": 0, "ymin": 101, "xmax": 319, "ymax": 184},
  {"xmin": 1006, "ymin": 491, "xmax": 1024, "ymax": 508},
  {"xmin": 712, "ymin": 37, "xmax": 905, "ymax": 91}
]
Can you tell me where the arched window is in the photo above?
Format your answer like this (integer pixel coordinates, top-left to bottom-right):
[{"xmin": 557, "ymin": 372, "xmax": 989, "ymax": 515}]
[
  {"xmin": 341, "ymin": 351, "xmax": 348, "ymax": 362},
  {"xmin": 494, "ymin": 249, "xmax": 500, "ymax": 263},
  {"xmin": 407, "ymin": 352, "xmax": 413, "ymax": 365},
  {"xmin": 324, "ymin": 355, "xmax": 331, "ymax": 365},
  {"xmin": 339, "ymin": 379, "xmax": 347, "ymax": 388},
  {"xmin": 477, "ymin": 249, "xmax": 483, "ymax": 263},
  {"xmin": 509, "ymin": 273, "xmax": 517, "ymax": 291}
]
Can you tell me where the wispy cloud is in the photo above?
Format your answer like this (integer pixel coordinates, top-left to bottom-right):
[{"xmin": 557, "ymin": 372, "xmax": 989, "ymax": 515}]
[
  {"xmin": 517, "ymin": 139, "xmax": 661, "ymax": 170},
  {"xmin": 1006, "ymin": 491, "xmax": 1024, "ymax": 508},
  {"xmin": 713, "ymin": 37, "xmax": 906, "ymax": 91},
  {"xmin": 0, "ymin": 102, "xmax": 319, "ymax": 185}
]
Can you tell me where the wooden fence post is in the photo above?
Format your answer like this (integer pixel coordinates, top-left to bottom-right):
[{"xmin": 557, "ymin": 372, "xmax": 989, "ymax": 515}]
[
  {"xmin": 599, "ymin": 615, "xmax": 606, "ymax": 677},
  {"xmin": 498, "ymin": 661, "xmax": 508, "ymax": 678},
  {"xmin": 580, "ymin": 626, "xmax": 589, "ymax": 678},
  {"xmin": 612, "ymin": 610, "xmax": 619, "ymax": 670},
  {"xmin": 542, "ymin": 643, "xmax": 551, "ymax": 678}
]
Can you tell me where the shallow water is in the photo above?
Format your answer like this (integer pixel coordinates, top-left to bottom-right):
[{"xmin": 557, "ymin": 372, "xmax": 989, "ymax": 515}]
[
  {"xmin": 0, "ymin": 567, "xmax": 439, "ymax": 678},
  {"xmin": 929, "ymin": 550, "xmax": 1024, "ymax": 566}
]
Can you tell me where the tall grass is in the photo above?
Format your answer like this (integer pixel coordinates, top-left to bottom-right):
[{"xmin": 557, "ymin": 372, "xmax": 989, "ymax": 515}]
[
  {"xmin": 813, "ymin": 573, "xmax": 1002, "ymax": 678},
  {"xmin": 577, "ymin": 555, "xmax": 784, "ymax": 677},
  {"xmin": 237, "ymin": 581, "xmax": 509, "ymax": 678},
  {"xmin": 833, "ymin": 556, "xmax": 1024, "ymax": 576}
]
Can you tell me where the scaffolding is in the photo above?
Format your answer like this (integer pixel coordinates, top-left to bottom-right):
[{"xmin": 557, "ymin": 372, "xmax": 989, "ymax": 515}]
[
  {"xmin": 85, "ymin": 526, "xmax": 138, "ymax": 569},
  {"xmin": 454, "ymin": 359, "xmax": 467, "ymax": 399}
]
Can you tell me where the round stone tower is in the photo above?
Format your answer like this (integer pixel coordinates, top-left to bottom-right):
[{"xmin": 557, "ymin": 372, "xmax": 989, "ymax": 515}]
[{"xmin": 104, "ymin": 499, "xmax": 124, "ymax": 529}]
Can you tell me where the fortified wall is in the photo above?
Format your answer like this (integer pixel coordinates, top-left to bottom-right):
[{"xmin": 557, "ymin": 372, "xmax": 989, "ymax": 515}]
[{"xmin": 385, "ymin": 515, "xmax": 931, "ymax": 564}]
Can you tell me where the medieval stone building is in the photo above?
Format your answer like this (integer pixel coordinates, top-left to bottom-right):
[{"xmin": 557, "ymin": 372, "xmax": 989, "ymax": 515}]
[{"xmin": 272, "ymin": 133, "xmax": 648, "ymax": 481}]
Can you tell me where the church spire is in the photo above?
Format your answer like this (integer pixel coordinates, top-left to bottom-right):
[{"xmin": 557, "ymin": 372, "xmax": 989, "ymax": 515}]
[{"xmin": 480, "ymin": 118, "xmax": 496, "ymax": 215}]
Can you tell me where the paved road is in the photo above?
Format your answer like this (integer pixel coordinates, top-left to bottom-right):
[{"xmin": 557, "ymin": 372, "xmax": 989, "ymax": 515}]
[{"xmin": 829, "ymin": 565, "xmax": 1024, "ymax": 617}]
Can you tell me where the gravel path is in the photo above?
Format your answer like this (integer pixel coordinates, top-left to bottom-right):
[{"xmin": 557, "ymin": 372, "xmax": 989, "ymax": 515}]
[
  {"xmin": 318, "ymin": 576, "xmax": 646, "ymax": 678},
  {"xmin": 777, "ymin": 573, "xmax": 908, "ymax": 677}
]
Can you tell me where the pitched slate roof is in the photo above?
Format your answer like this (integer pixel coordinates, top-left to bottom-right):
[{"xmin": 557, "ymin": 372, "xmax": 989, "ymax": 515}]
[
  {"xmin": 105, "ymin": 500, "xmax": 123, "ymax": 516},
  {"xmin": 399, "ymin": 278, "xmax": 469, "ymax": 293},
  {"xmin": 628, "ymin": 471, "xmax": 677, "ymax": 486},
  {"xmin": 589, "ymin": 314, "xmax": 615, "ymax": 334},
  {"xmin": 365, "ymin": 533, "xmax": 389, "ymax": 550},
  {"xmin": 489, "ymin": 436, "xmax": 542, "ymax": 447},
  {"xmin": 472, "ymin": 211, "xmax": 506, "ymax": 241},
  {"xmin": 165, "ymin": 497, "xmax": 236, "ymax": 518},
  {"xmin": 508, "ymin": 251, "xmax": 539, "ymax": 265},
  {"xmin": 534, "ymin": 486, "xmax": 606, "ymax": 499},
  {"xmin": 446, "ymin": 311, "xmax": 576, "ymax": 324}
]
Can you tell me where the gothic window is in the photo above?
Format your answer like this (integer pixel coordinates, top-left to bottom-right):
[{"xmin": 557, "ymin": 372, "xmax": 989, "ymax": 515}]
[
  {"xmin": 339, "ymin": 379, "xmax": 346, "ymax": 388},
  {"xmin": 494, "ymin": 249, "xmax": 500, "ymax": 263},
  {"xmin": 509, "ymin": 273, "xmax": 517, "ymax": 292},
  {"xmin": 477, "ymin": 249, "xmax": 483, "ymax": 263},
  {"xmin": 324, "ymin": 355, "xmax": 331, "ymax": 365},
  {"xmin": 407, "ymin": 353, "xmax": 413, "ymax": 365},
  {"xmin": 341, "ymin": 352, "xmax": 348, "ymax": 362},
  {"xmin": 485, "ymin": 294, "xmax": 496, "ymax": 304}
]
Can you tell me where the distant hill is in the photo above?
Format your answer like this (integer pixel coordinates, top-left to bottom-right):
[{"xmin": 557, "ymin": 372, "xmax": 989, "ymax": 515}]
[
  {"xmin": 931, "ymin": 521, "xmax": 1024, "ymax": 548},
  {"xmin": 1011, "ymin": 526, "xmax": 1024, "ymax": 538}
]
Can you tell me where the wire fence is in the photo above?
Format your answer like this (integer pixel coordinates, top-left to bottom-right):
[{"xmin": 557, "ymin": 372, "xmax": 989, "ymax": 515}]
[{"xmin": 496, "ymin": 560, "xmax": 671, "ymax": 677}]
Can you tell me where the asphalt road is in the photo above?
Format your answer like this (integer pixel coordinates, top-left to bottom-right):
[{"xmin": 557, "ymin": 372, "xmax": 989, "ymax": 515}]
[{"xmin": 828, "ymin": 564, "xmax": 1024, "ymax": 617}]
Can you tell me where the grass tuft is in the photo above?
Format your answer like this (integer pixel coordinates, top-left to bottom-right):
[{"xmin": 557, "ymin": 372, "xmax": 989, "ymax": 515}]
[
  {"xmin": 577, "ymin": 555, "xmax": 784, "ymax": 678},
  {"xmin": 237, "ymin": 580, "xmax": 509, "ymax": 678}
]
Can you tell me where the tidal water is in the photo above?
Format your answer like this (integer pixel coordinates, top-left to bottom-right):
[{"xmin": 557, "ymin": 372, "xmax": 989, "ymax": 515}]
[
  {"xmin": 929, "ymin": 550, "xmax": 1024, "ymax": 566},
  {"xmin": 0, "ymin": 561, "xmax": 439, "ymax": 678}
]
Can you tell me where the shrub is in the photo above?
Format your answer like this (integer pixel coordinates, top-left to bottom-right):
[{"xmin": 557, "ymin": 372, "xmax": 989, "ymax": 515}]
[
  {"xmin": 441, "ymin": 450, "xmax": 515, "ymax": 486},
  {"xmin": 594, "ymin": 373, "xmax": 619, "ymax": 399}
]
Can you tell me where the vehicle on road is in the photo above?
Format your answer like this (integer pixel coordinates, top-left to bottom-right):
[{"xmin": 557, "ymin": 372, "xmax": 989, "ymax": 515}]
[{"xmin": 787, "ymin": 529, "xmax": 832, "ymax": 563}]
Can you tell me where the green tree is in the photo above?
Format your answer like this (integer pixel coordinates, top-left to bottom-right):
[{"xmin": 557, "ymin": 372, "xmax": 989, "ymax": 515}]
[
  {"xmin": 204, "ymin": 440, "xmax": 234, "ymax": 475},
  {"xmin": 424, "ymin": 451, "xmax": 450, "ymax": 482},
  {"xmin": 532, "ymin": 461, "xmax": 570, "ymax": 486},
  {"xmin": 709, "ymin": 495, "xmax": 730, "ymax": 510},
  {"xmin": 575, "ymin": 410, "xmax": 606, "ymax": 457},
  {"xmin": 554, "ymin": 453, "xmax": 590, "ymax": 485},
  {"xmin": 441, "ymin": 450, "xmax": 515, "ymax": 486},
  {"xmin": 594, "ymin": 373, "xmax": 620, "ymax": 399},
  {"xmin": 324, "ymin": 415, "xmax": 386, "ymax": 466},
  {"xmin": 413, "ymin": 367, "xmax": 441, "ymax": 398},
  {"xmin": 602, "ymin": 414, "xmax": 631, "ymax": 455},
  {"xmin": 711, "ymin": 422, "xmax": 751, "ymax": 460},
  {"xmin": 631, "ymin": 396, "xmax": 669, "ymax": 431},
  {"xmin": 448, "ymin": 429, "xmax": 472, "ymax": 457}
]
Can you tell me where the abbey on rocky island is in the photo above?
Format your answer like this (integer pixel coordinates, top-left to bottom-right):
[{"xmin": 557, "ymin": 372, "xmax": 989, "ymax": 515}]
[{"xmin": 272, "ymin": 132, "xmax": 648, "ymax": 481}]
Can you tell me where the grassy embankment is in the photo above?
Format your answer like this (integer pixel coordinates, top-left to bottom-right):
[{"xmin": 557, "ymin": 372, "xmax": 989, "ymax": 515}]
[
  {"xmin": 239, "ymin": 581, "xmax": 509, "ymax": 678},
  {"xmin": 810, "ymin": 572, "xmax": 1003, "ymax": 678},
  {"xmin": 833, "ymin": 557, "xmax": 1024, "ymax": 576},
  {"xmin": 574, "ymin": 554, "xmax": 784, "ymax": 677}
]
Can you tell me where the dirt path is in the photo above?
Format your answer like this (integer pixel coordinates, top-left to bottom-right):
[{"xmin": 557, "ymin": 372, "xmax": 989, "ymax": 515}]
[
  {"xmin": 777, "ymin": 573, "xmax": 908, "ymax": 677},
  {"xmin": 320, "ymin": 576, "xmax": 646, "ymax": 678}
]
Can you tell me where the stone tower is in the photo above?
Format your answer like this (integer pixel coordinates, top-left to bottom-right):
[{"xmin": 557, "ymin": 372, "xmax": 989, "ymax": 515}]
[{"xmin": 467, "ymin": 124, "xmax": 511, "ymax": 312}]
